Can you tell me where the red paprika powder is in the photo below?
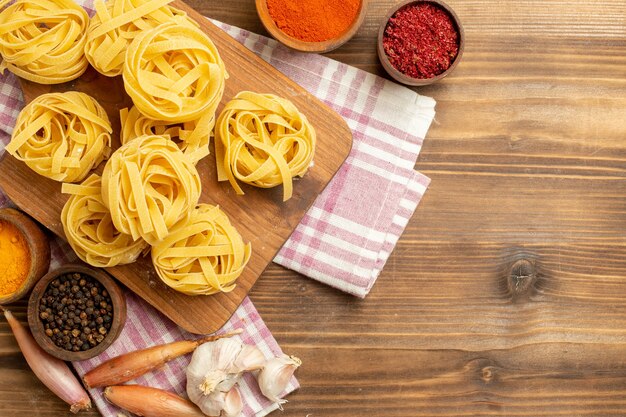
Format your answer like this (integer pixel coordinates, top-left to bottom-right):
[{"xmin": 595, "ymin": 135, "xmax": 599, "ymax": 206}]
[
  {"xmin": 383, "ymin": 2, "xmax": 459, "ymax": 79},
  {"xmin": 267, "ymin": 0, "xmax": 361, "ymax": 43}
]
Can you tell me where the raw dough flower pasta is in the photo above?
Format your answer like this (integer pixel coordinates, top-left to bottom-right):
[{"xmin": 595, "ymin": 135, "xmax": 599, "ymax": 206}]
[
  {"xmin": 85, "ymin": 0, "xmax": 193, "ymax": 77},
  {"xmin": 0, "ymin": 0, "xmax": 89, "ymax": 84},
  {"xmin": 6, "ymin": 91, "xmax": 112, "ymax": 182},
  {"xmin": 61, "ymin": 174, "xmax": 148, "ymax": 268},
  {"xmin": 120, "ymin": 105, "xmax": 213, "ymax": 164},
  {"xmin": 123, "ymin": 17, "xmax": 227, "ymax": 123},
  {"xmin": 152, "ymin": 204, "xmax": 251, "ymax": 295},
  {"xmin": 101, "ymin": 134, "xmax": 201, "ymax": 245},
  {"xmin": 215, "ymin": 91, "xmax": 316, "ymax": 201}
]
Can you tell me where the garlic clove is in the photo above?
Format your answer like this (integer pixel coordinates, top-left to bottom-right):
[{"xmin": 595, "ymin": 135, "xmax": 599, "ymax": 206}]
[
  {"xmin": 258, "ymin": 354, "xmax": 301, "ymax": 407},
  {"xmin": 195, "ymin": 387, "xmax": 242, "ymax": 417},
  {"xmin": 214, "ymin": 371, "xmax": 242, "ymax": 393},
  {"xmin": 196, "ymin": 390, "xmax": 225, "ymax": 417},
  {"xmin": 233, "ymin": 345, "xmax": 266, "ymax": 372},
  {"xmin": 212, "ymin": 338, "xmax": 245, "ymax": 371},
  {"xmin": 222, "ymin": 386, "xmax": 243, "ymax": 417}
]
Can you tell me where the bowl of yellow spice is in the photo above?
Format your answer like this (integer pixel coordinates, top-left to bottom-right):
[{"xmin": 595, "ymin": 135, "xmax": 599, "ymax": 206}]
[
  {"xmin": 0, "ymin": 208, "xmax": 50, "ymax": 304},
  {"xmin": 256, "ymin": 0, "xmax": 368, "ymax": 53}
]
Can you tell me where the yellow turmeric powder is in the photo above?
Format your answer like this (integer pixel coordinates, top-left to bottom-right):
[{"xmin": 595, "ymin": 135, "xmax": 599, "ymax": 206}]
[{"xmin": 0, "ymin": 219, "xmax": 30, "ymax": 296}]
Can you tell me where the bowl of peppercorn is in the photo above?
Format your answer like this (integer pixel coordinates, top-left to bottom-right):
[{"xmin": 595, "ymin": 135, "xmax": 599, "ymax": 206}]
[
  {"xmin": 27, "ymin": 264, "xmax": 126, "ymax": 361},
  {"xmin": 378, "ymin": 0, "xmax": 464, "ymax": 86}
]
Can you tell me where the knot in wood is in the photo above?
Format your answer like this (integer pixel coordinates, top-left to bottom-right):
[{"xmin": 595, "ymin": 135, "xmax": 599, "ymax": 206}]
[
  {"xmin": 481, "ymin": 366, "xmax": 495, "ymax": 384},
  {"xmin": 507, "ymin": 258, "xmax": 536, "ymax": 298}
]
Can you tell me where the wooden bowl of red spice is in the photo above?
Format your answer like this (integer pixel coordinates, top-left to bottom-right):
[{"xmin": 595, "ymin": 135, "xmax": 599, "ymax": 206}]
[
  {"xmin": 256, "ymin": 0, "xmax": 368, "ymax": 53},
  {"xmin": 27, "ymin": 264, "xmax": 126, "ymax": 361},
  {"xmin": 0, "ymin": 208, "xmax": 50, "ymax": 305},
  {"xmin": 378, "ymin": 0, "xmax": 464, "ymax": 86}
]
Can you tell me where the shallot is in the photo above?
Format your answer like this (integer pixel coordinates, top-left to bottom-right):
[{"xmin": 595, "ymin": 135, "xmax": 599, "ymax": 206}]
[
  {"xmin": 84, "ymin": 329, "xmax": 242, "ymax": 388},
  {"xmin": 104, "ymin": 385, "xmax": 204, "ymax": 417},
  {"xmin": 2, "ymin": 308, "xmax": 91, "ymax": 413}
]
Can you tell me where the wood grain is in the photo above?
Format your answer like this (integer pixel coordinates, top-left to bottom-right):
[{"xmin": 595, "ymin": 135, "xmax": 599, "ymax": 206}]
[
  {"xmin": 2, "ymin": 0, "xmax": 626, "ymax": 416},
  {"xmin": 0, "ymin": 0, "xmax": 352, "ymax": 335}
]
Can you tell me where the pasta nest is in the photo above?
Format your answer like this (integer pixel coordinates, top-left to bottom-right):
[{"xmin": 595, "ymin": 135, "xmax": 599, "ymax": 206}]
[
  {"xmin": 0, "ymin": 0, "xmax": 89, "ymax": 84},
  {"xmin": 120, "ymin": 105, "xmax": 213, "ymax": 164},
  {"xmin": 215, "ymin": 91, "xmax": 316, "ymax": 202},
  {"xmin": 61, "ymin": 174, "xmax": 149, "ymax": 268},
  {"xmin": 152, "ymin": 204, "xmax": 251, "ymax": 296},
  {"xmin": 101, "ymin": 134, "xmax": 201, "ymax": 245},
  {"xmin": 6, "ymin": 91, "xmax": 112, "ymax": 183},
  {"xmin": 123, "ymin": 17, "xmax": 227, "ymax": 123},
  {"xmin": 85, "ymin": 0, "xmax": 193, "ymax": 77}
]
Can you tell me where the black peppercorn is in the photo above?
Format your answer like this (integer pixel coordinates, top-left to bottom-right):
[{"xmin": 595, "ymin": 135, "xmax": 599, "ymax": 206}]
[{"xmin": 38, "ymin": 271, "xmax": 114, "ymax": 352}]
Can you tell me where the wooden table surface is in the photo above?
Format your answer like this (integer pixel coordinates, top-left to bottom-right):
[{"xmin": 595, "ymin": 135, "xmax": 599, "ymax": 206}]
[{"xmin": 2, "ymin": 0, "xmax": 626, "ymax": 416}]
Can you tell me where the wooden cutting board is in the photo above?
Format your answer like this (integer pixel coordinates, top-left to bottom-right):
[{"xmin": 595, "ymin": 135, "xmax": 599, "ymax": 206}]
[{"xmin": 0, "ymin": 0, "xmax": 352, "ymax": 334}]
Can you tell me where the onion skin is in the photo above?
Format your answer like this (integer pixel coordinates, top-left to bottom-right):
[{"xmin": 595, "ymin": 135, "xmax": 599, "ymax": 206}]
[
  {"xmin": 84, "ymin": 329, "xmax": 242, "ymax": 388},
  {"xmin": 104, "ymin": 385, "xmax": 205, "ymax": 417},
  {"xmin": 3, "ymin": 309, "xmax": 91, "ymax": 413}
]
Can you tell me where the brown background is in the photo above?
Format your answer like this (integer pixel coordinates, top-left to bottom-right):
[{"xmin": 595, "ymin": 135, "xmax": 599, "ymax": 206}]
[{"xmin": 2, "ymin": 0, "xmax": 626, "ymax": 415}]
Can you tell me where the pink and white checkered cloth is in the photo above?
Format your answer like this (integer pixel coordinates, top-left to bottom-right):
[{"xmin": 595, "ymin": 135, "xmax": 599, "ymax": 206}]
[{"xmin": 214, "ymin": 23, "xmax": 435, "ymax": 298}]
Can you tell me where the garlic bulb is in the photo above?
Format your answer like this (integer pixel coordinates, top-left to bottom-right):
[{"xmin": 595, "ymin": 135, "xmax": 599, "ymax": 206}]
[
  {"xmin": 187, "ymin": 338, "xmax": 266, "ymax": 416},
  {"xmin": 258, "ymin": 354, "xmax": 302, "ymax": 407}
]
